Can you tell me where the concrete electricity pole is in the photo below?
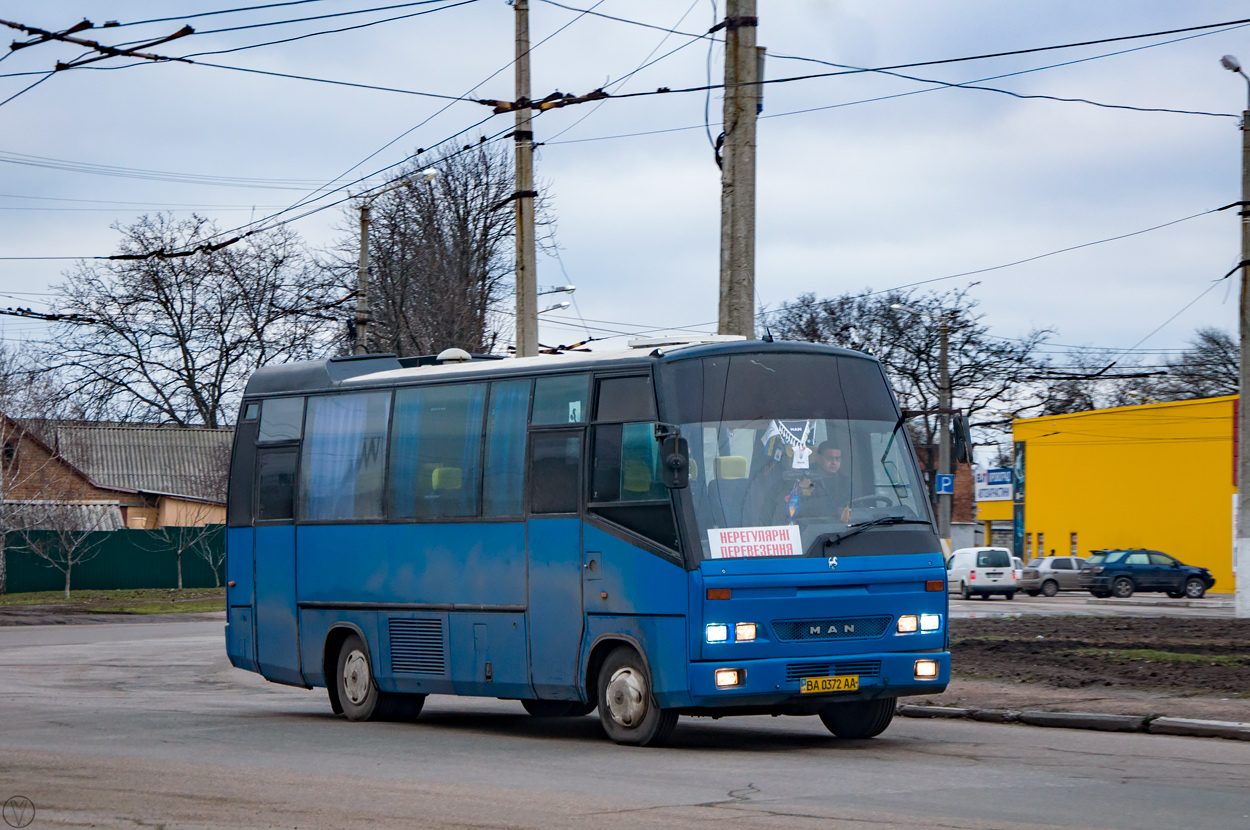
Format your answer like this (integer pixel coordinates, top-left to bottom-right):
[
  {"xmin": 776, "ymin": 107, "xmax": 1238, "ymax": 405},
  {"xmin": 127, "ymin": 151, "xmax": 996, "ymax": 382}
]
[
  {"xmin": 717, "ymin": 0, "xmax": 762, "ymax": 339},
  {"xmin": 938, "ymin": 318, "xmax": 952, "ymax": 541},
  {"xmin": 513, "ymin": 0, "xmax": 540, "ymax": 358},
  {"xmin": 1223, "ymin": 54, "xmax": 1250, "ymax": 619},
  {"xmin": 352, "ymin": 170, "xmax": 437, "ymax": 355}
]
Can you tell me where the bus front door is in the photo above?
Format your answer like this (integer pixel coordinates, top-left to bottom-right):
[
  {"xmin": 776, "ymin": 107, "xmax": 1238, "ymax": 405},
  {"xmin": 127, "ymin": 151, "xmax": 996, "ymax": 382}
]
[
  {"xmin": 253, "ymin": 445, "xmax": 304, "ymax": 687},
  {"xmin": 526, "ymin": 429, "xmax": 586, "ymax": 700}
]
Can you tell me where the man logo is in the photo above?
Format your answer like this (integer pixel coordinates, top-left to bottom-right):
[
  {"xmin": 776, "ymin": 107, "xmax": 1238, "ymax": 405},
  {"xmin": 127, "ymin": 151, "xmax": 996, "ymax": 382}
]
[
  {"xmin": 809, "ymin": 623, "xmax": 856, "ymax": 635},
  {"xmin": 2, "ymin": 796, "xmax": 34, "ymax": 829}
]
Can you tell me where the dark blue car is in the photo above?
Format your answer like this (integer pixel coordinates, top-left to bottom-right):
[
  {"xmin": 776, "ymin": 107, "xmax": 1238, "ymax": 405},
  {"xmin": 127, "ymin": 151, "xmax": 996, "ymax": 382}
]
[{"xmin": 1078, "ymin": 549, "xmax": 1215, "ymax": 599}]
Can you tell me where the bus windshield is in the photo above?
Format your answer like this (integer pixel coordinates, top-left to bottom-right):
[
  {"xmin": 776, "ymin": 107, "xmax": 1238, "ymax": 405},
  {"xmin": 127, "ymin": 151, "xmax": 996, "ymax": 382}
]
[{"xmin": 665, "ymin": 351, "xmax": 935, "ymax": 561}]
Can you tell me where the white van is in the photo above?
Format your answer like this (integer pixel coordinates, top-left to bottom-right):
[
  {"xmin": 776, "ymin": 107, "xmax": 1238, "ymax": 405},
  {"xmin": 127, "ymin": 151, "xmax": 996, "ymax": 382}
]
[{"xmin": 946, "ymin": 547, "xmax": 1017, "ymax": 600}]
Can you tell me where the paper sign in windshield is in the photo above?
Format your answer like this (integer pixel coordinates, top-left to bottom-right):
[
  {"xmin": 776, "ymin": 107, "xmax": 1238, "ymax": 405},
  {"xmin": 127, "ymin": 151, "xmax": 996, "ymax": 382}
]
[{"xmin": 708, "ymin": 526, "xmax": 803, "ymax": 559}]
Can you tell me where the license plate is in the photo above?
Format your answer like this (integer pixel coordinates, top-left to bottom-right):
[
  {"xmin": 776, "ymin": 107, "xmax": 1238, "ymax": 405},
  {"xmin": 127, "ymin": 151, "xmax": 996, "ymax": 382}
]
[{"xmin": 798, "ymin": 674, "xmax": 859, "ymax": 694}]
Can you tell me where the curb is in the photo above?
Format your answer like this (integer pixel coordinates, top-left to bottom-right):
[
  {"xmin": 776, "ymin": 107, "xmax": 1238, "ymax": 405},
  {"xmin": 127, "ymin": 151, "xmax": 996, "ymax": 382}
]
[
  {"xmin": 1085, "ymin": 598, "xmax": 1234, "ymax": 609},
  {"xmin": 896, "ymin": 705, "xmax": 1250, "ymax": 741}
]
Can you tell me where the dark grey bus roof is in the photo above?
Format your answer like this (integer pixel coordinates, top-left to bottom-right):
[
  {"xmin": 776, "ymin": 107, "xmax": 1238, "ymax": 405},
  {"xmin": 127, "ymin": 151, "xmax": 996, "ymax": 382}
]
[{"xmin": 242, "ymin": 340, "xmax": 876, "ymax": 398}]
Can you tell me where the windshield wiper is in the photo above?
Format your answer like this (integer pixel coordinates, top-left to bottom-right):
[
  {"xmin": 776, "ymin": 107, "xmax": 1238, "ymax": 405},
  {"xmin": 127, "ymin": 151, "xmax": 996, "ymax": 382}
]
[{"xmin": 814, "ymin": 516, "xmax": 934, "ymax": 553}]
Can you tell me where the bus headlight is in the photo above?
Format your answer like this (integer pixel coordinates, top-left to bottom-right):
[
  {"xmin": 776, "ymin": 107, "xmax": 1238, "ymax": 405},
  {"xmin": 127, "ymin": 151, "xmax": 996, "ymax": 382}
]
[
  {"xmin": 920, "ymin": 613, "xmax": 942, "ymax": 632},
  {"xmin": 896, "ymin": 615, "xmax": 918, "ymax": 634},
  {"xmin": 706, "ymin": 624, "xmax": 729, "ymax": 643},
  {"xmin": 914, "ymin": 659, "xmax": 939, "ymax": 679},
  {"xmin": 734, "ymin": 622, "xmax": 757, "ymax": 641}
]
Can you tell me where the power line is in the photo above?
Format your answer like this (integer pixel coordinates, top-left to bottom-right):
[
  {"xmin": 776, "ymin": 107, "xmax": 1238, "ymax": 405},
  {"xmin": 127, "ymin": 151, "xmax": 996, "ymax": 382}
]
[{"xmin": 110, "ymin": 1, "xmax": 335, "ymax": 28}]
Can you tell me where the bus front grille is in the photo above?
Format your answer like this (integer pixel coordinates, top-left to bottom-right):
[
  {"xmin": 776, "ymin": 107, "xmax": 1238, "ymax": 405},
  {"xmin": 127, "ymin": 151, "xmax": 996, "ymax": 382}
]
[
  {"xmin": 772, "ymin": 616, "xmax": 891, "ymax": 642},
  {"xmin": 785, "ymin": 660, "xmax": 881, "ymax": 681},
  {"xmin": 389, "ymin": 618, "xmax": 445, "ymax": 675}
]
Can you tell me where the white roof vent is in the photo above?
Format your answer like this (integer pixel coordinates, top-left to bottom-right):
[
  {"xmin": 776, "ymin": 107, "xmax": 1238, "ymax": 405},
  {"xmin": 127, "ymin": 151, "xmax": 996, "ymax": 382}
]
[
  {"xmin": 436, "ymin": 348, "xmax": 473, "ymax": 363},
  {"xmin": 627, "ymin": 335, "xmax": 748, "ymax": 350}
]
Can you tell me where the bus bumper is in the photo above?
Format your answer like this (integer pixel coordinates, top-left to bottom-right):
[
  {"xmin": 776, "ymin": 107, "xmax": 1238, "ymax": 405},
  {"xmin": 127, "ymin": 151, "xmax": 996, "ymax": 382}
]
[{"xmin": 685, "ymin": 651, "xmax": 950, "ymax": 709}]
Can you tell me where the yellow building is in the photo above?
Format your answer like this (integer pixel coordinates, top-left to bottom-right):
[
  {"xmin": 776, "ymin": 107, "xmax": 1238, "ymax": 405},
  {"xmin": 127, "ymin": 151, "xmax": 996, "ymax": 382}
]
[{"xmin": 1008, "ymin": 395, "xmax": 1235, "ymax": 589}]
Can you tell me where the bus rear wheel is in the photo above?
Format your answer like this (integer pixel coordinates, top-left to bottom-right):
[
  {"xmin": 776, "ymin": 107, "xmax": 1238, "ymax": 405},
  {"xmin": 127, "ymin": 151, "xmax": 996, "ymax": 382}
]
[
  {"xmin": 522, "ymin": 699, "xmax": 595, "ymax": 717},
  {"xmin": 819, "ymin": 697, "xmax": 896, "ymax": 739},
  {"xmin": 596, "ymin": 646, "xmax": 678, "ymax": 746},
  {"xmin": 335, "ymin": 633, "xmax": 425, "ymax": 722}
]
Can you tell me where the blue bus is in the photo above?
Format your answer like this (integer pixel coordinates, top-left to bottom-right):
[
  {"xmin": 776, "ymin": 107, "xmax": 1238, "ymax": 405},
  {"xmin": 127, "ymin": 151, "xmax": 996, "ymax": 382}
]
[{"xmin": 224, "ymin": 338, "xmax": 949, "ymax": 745}]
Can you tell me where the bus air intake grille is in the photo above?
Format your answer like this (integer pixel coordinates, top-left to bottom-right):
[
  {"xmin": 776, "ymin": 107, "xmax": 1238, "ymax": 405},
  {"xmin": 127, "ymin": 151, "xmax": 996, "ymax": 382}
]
[
  {"xmin": 786, "ymin": 660, "xmax": 881, "ymax": 681},
  {"xmin": 772, "ymin": 616, "xmax": 891, "ymax": 642},
  {"xmin": 389, "ymin": 618, "xmax": 445, "ymax": 675}
]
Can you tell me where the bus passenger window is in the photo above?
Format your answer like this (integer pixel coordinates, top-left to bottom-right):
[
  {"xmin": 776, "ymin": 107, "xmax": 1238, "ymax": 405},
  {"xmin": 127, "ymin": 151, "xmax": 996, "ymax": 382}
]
[
  {"xmin": 389, "ymin": 384, "xmax": 487, "ymax": 519},
  {"xmin": 595, "ymin": 376, "xmax": 656, "ymax": 422},
  {"xmin": 531, "ymin": 374, "xmax": 590, "ymax": 425},
  {"xmin": 256, "ymin": 448, "xmax": 298, "ymax": 521},
  {"xmin": 259, "ymin": 397, "xmax": 304, "ymax": 442},
  {"xmin": 484, "ymin": 379, "xmax": 530, "ymax": 517},
  {"xmin": 300, "ymin": 392, "xmax": 391, "ymax": 521},
  {"xmin": 531, "ymin": 432, "xmax": 581, "ymax": 514}
]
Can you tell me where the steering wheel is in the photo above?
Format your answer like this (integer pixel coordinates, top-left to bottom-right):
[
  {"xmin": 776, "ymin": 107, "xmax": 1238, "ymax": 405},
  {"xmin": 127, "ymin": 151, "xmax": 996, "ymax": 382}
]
[{"xmin": 850, "ymin": 493, "xmax": 895, "ymax": 509}]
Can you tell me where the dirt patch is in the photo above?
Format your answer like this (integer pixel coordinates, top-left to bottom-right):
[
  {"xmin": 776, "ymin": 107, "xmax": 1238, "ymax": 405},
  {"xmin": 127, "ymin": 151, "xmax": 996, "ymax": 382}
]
[
  {"xmin": 949, "ymin": 616, "xmax": 1250, "ymax": 695},
  {"xmin": 907, "ymin": 616, "xmax": 1250, "ymax": 723}
]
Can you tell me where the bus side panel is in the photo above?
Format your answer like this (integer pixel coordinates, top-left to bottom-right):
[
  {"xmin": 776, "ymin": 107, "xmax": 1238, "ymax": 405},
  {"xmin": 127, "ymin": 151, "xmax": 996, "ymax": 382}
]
[
  {"xmin": 448, "ymin": 612, "xmax": 531, "ymax": 699},
  {"xmin": 583, "ymin": 615, "xmax": 692, "ymax": 709},
  {"xmin": 224, "ymin": 526, "xmax": 257, "ymax": 672},
  {"xmin": 295, "ymin": 523, "xmax": 527, "ymax": 606},
  {"xmin": 298, "ymin": 609, "xmax": 381, "ymax": 689},
  {"xmin": 254, "ymin": 525, "xmax": 303, "ymax": 686},
  {"xmin": 581, "ymin": 524, "xmax": 687, "ymax": 615}
]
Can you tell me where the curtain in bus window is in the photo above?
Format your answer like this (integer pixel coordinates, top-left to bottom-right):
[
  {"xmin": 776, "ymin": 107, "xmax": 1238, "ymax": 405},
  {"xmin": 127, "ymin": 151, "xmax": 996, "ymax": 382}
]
[
  {"xmin": 300, "ymin": 392, "xmax": 390, "ymax": 521},
  {"xmin": 389, "ymin": 384, "xmax": 486, "ymax": 519},
  {"xmin": 484, "ymin": 379, "xmax": 530, "ymax": 517}
]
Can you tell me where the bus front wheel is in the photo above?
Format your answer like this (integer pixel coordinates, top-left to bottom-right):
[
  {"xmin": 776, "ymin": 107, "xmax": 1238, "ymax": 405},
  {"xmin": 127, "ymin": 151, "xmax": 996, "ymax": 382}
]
[
  {"xmin": 596, "ymin": 646, "xmax": 678, "ymax": 746},
  {"xmin": 819, "ymin": 697, "xmax": 896, "ymax": 739},
  {"xmin": 335, "ymin": 633, "xmax": 425, "ymax": 722}
]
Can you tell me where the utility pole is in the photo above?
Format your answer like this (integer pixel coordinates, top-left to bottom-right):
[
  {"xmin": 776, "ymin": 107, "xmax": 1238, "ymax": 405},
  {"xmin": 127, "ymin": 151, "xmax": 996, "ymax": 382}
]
[
  {"xmin": 353, "ymin": 203, "xmax": 372, "ymax": 354},
  {"xmin": 938, "ymin": 318, "xmax": 952, "ymax": 541},
  {"xmin": 1224, "ymin": 55, "xmax": 1250, "ymax": 619},
  {"xmin": 717, "ymin": 0, "xmax": 761, "ymax": 339},
  {"xmin": 513, "ymin": 0, "xmax": 539, "ymax": 358}
]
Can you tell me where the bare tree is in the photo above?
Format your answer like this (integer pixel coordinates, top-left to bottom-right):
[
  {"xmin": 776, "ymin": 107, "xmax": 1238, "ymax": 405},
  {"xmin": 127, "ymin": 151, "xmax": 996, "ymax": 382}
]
[
  {"xmin": 7, "ymin": 500, "xmax": 113, "ymax": 599},
  {"xmin": 769, "ymin": 287, "xmax": 1051, "ymax": 495},
  {"xmin": 51, "ymin": 214, "xmax": 342, "ymax": 427},
  {"xmin": 144, "ymin": 443, "xmax": 229, "ymax": 590},
  {"xmin": 326, "ymin": 142, "xmax": 537, "ymax": 356},
  {"xmin": 1158, "ymin": 327, "xmax": 1238, "ymax": 399}
]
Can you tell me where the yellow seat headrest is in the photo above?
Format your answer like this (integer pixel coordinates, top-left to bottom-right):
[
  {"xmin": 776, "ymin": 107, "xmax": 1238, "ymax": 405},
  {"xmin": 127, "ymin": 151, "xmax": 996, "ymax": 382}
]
[
  {"xmin": 432, "ymin": 467, "xmax": 462, "ymax": 491},
  {"xmin": 714, "ymin": 456, "xmax": 748, "ymax": 480},
  {"xmin": 623, "ymin": 459, "xmax": 652, "ymax": 492}
]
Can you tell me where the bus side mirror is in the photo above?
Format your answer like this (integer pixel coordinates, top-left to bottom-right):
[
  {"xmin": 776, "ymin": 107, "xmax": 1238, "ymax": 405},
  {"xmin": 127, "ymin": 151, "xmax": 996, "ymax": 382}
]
[
  {"xmin": 660, "ymin": 436, "xmax": 689, "ymax": 490},
  {"xmin": 952, "ymin": 413, "xmax": 973, "ymax": 464}
]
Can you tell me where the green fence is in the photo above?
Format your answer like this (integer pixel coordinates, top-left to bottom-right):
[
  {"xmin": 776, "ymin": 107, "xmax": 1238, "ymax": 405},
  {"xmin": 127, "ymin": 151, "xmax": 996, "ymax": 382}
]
[{"xmin": 2, "ymin": 526, "xmax": 225, "ymax": 594}]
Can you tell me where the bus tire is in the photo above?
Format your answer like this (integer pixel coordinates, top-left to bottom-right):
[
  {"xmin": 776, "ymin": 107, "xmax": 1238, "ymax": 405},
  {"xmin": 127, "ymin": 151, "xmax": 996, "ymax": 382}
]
[
  {"xmin": 335, "ymin": 633, "xmax": 425, "ymax": 722},
  {"xmin": 522, "ymin": 699, "xmax": 595, "ymax": 717},
  {"xmin": 596, "ymin": 646, "xmax": 678, "ymax": 746},
  {"xmin": 819, "ymin": 697, "xmax": 896, "ymax": 739}
]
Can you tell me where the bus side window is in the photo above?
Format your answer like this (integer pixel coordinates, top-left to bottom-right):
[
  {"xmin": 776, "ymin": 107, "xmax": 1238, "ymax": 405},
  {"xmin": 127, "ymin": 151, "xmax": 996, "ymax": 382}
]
[
  {"xmin": 389, "ymin": 384, "xmax": 487, "ymax": 519},
  {"xmin": 258, "ymin": 397, "xmax": 304, "ymax": 443},
  {"xmin": 595, "ymin": 376, "xmax": 656, "ymax": 422},
  {"xmin": 532, "ymin": 374, "xmax": 590, "ymax": 425},
  {"xmin": 530, "ymin": 432, "xmax": 581, "ymax": 514},
  {"xmin": 484, "ymin": 379, "xmax": 531, "ymax": 517},
  {"xmin": 256, "ymin": 447, "xmax": 298, "ymax": 522},
  {"xmin": 299, "ymin": 392, "xmax": 391, "ymax": 521}
]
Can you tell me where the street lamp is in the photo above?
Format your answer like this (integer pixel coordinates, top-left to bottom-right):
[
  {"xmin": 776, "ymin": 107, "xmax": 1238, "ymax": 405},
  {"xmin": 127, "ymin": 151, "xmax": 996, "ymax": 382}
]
[
  {"xmin": 353, "ymin": 168, "xmax": 438, "ymax": 355},
  {"xmin": 538, "ymin": 301, "xmax": 571, "ymax": 314},
  {"xmin": 1222, "ymin": 54, "xmax": 1250, "ymax": 620},
  {"xmin": 891, "ymin": 302, "xmax": 953, "ymax": 543}
]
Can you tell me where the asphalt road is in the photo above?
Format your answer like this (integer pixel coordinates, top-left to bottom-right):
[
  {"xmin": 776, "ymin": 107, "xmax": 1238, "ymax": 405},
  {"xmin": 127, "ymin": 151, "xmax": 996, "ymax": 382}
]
[{"xmin": 1, "ymin": 620, "xmax": 1248, "ymax": 829}]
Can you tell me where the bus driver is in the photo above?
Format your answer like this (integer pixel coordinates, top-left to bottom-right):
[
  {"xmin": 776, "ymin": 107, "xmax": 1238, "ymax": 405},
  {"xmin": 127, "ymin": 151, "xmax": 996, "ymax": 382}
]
[{"xmin": 775, "ymin": 441, "xmax": 852, "ymax": 525}]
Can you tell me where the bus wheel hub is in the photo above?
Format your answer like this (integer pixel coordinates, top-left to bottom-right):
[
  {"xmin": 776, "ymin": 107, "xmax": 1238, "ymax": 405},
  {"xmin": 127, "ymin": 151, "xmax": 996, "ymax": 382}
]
[
  {"xmin": 606, "ymin": 667, "xmax": 646, "ymax": 727},
  {"xmin": 343, "ymin": 650, "xmax": 370, "ymax": 704}
]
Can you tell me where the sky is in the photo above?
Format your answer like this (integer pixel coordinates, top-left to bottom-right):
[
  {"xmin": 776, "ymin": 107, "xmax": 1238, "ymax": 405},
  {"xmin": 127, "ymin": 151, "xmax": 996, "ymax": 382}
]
[{"xmin": 0, "ymin": 0, "xmax": 1248, "ymax": 364}]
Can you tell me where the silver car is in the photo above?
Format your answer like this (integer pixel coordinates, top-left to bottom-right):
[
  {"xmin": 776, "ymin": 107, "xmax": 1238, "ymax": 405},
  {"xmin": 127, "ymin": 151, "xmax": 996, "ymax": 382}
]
[{"xmin": 1019, "ymin": 556, "xmax": 1089, "ymax": 597}]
